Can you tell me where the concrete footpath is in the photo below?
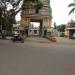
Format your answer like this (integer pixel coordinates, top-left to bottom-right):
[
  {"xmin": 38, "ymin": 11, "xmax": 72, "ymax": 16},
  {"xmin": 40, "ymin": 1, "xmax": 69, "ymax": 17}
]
[
  {"xmin": 1, "ymin": 36, "xmax": 75, "ymax": 46},
  {"xmin": 25, "ymin": 36, "xmax": 51, "ymax": 43},
  {"xmin": 25, "ymin": 36, "xmax": 75, "ymax": 45}
]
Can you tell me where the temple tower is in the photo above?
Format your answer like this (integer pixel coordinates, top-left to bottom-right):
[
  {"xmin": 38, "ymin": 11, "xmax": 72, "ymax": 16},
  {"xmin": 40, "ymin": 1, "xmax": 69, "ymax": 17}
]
[{"xmin": 20, "ymin": 0, "xmax": 52, "ymax": 36}]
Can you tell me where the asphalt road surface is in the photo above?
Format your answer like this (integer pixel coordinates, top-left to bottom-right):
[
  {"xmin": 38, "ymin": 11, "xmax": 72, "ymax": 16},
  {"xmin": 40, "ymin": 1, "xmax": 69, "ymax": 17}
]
[{"xmin": 0, "ymin": 37, "xmax": 75, "ymax": 75}]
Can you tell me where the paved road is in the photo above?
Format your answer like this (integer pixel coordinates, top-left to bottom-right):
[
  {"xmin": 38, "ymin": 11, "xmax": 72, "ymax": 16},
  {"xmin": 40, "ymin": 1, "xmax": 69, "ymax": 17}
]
[{"xmin": 0, "ymin": 37, "xmax": 75, "ymax": 75}]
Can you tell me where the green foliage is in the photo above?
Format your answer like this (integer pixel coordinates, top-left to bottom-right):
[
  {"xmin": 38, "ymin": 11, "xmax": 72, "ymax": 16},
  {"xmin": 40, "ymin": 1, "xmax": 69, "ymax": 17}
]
[
  {"xmin": 68, "ymin": 1, "xmax": 75, "ymax": 15},
  {"xmin": 0, "ymin": 8, "xmax": 3, "ymax": 24},
  {"xmin": 60, "ymin": 32, "xmax": 64, "ymax": 37},
  {"xmin": 0, "ymin": 0, "xmax": 21, "ymax": 26},
  {"xmin": 0, "ymin": 0, "xmax": 43, "ymax": 34},
  {"xmin": 57, "ymin": 24, "xmax": 66, "ymax": 32}
]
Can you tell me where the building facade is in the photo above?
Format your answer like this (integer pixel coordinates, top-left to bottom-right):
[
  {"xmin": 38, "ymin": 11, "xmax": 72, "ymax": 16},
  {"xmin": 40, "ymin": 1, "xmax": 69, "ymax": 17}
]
[
  {"xmin": 65, "ymin": 20, "xmax": 75, "ymax": 39},
  {"xmin": 20, "ymin": 0, "xmax": 52, "ymax": 36}
]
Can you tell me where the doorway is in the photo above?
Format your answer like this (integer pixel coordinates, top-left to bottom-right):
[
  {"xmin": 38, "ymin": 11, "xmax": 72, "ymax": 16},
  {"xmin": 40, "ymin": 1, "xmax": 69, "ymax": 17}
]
[{"xmin": 29, "ymin": 19, "xmax": 43, "ymax": 36}]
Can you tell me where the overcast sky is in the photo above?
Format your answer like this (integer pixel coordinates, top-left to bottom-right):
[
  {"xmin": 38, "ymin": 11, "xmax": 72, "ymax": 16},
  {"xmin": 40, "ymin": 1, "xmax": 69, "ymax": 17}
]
[
  {"xmin": 16, "ymin": 0, "xmax": 75, "ymax": 25},
  {"xmin": 50, "ymin": 0, "xmax": 75, "ymax": 25}
]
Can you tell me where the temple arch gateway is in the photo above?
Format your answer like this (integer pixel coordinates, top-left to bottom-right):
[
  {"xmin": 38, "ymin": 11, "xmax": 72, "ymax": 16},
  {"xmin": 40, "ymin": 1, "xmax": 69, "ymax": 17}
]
[{"xmin": 20, "ymin": 0, "xmax": 52, "ymax": 36}]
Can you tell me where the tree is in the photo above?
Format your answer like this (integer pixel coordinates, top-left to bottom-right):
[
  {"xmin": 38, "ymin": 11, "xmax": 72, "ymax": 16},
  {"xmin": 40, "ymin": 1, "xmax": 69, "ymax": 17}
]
[
  {"xmin": 0, "ymin": 0, "xmax": 43, "ymax": 21},
  {"xmin": 0, "ymin": 7, "xmax": 3, "ymax": 25},
  {"xmin": 0, "ymin": 0, "xmax": 43, "ymax": 19},
  {"xmin": 68, "ymin": 0, "xmax": 75, "ymax": 15},
  {"xmin": 0, "ymin": 0, "xmax": 22, "ymax": 35},
  {"xmin": 57, "ymin": 24, "xmax": 66, "ymax": 32},
  {"xmin": 0, "ymin": 0, "xmax": 43, "ymax": 35}
]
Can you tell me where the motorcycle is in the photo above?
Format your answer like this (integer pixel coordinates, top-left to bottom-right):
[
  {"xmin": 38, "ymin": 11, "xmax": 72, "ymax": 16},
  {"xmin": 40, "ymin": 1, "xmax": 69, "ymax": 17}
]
[{"xmin": 11, "ymin": 33, "xmax": 24, "ymax": 43}]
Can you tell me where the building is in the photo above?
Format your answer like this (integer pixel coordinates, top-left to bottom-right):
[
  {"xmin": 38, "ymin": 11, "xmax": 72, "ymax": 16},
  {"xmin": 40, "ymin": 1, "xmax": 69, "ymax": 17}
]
[
  {"xmin": 12, "ymin": 21, "xmax": 20, "ymax": 31},
  {"xmin": 30, "ymin": 24, "xmax": 40, "ymax": 36},
  {"xmin": 65, "ymin": 20, "xmax": 75, "ymax": 39},
  {"xmin": 20, "ymin": 0, "xmax": 52, "ymax": 36},
  {"xmin": 12, "ymin": 21, "xmax": 24, "ymax": 34}
]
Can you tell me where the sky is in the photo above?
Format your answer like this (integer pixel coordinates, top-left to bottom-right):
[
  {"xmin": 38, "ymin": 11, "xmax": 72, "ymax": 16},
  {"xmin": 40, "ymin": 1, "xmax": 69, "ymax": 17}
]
[
  {"xmin": 16, "ymin": 0, "xmax": 75, "ymax": 25},
  {"xmin": 50, "ymin": 0, "xmax": 74, "ymax": 25}
]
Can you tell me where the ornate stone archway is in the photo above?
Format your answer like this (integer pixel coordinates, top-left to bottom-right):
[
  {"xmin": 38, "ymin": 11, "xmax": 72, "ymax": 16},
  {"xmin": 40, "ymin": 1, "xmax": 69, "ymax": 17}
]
[{"xmin": 20, "ymin": 0, "xmax": 52, "ymax": 36}]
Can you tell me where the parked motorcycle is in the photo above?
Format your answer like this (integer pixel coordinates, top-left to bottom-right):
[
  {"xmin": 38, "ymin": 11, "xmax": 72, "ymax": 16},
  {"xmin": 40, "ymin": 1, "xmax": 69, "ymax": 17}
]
[{"xmin": 11, "ymin": 32, "xmax": 24, "ymax": 43}]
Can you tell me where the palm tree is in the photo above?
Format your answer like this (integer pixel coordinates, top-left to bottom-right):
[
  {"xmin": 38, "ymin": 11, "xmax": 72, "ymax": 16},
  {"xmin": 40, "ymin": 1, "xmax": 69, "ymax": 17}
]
[{"xmin": 68, "ymin": 0, "xmax": 75, "ymax": 15}]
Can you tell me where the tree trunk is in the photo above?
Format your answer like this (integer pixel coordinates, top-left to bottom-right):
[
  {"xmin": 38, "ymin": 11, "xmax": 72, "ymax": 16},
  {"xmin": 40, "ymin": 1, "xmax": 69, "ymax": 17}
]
[{"xmin": 6, "ymin": 25, "xmax": 12, "ymax": 36}]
